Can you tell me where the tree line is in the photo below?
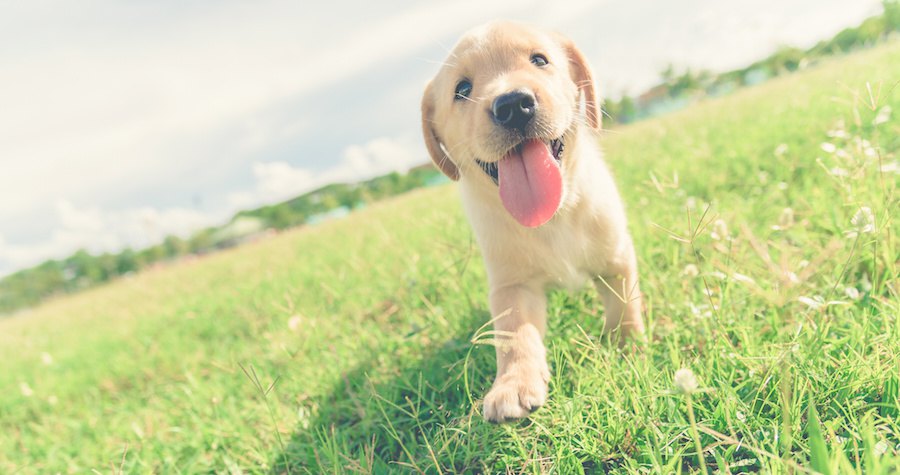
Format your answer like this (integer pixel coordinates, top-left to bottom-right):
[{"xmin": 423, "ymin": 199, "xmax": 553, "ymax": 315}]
[
  {"xmin": 603, "ymin": 0, "xmax": 900, "ymax": 124},
  {"xmin": 0, "ymin": 166, "xmax": 443, "ymax": 315}
]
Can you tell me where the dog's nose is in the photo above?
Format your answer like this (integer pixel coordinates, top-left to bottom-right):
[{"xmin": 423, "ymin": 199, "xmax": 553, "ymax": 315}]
[{"xmin": 491, "ymin": 90, "xmax": 536, "ymax": 131}]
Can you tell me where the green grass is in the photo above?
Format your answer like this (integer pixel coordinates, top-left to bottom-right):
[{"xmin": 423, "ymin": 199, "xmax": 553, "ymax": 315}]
[{"xmin": 2, "ymin": 41, "xmax": 899, "ymax": 474}]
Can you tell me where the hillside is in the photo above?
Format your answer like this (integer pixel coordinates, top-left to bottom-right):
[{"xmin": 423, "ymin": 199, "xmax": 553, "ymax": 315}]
[{"xmin": 1, "ymin": 41, "xmax": 898, "ymax": 473}]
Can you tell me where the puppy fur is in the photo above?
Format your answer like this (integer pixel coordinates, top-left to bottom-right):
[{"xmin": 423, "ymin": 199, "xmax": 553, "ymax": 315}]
[{"xmin": 421, "ymin": 21, "xmax": 644, "ymax": 422}]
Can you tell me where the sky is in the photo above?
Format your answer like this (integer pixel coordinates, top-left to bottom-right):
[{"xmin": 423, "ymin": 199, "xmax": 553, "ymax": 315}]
[{"xmin": 0, "ymin": 0, "xmax": 884, "ymax": 276}]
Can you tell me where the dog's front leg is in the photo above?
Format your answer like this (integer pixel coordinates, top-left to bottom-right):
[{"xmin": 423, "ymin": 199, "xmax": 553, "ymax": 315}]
[
  {"xmin": 595, "ymin": 244, "xmax": 645, "ymax": 343},
  {"xmin": 482, "ymin": 284, "xmax": 550, "ymax": 422}
]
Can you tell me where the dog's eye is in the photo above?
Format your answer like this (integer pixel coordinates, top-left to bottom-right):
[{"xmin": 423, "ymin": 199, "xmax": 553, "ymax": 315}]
[
  {"xmin": 454, "ymin": 80, "xmax": 472, "ymax": 101},
  {"xmin": 530, "ymin": 54, "xmax": 549, "ymax": 67}
]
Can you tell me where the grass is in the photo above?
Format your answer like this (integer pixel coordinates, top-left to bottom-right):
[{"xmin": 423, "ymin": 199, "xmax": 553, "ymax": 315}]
[{"xmin": 1, "ymin": 41, "xmax": 899, "ymax": 474}]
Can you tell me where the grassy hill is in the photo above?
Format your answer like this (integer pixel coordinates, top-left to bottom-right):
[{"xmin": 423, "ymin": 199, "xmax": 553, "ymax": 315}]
[{"xmin": 1, "ymin": 41, "xmax": 898, "ymax": 473}]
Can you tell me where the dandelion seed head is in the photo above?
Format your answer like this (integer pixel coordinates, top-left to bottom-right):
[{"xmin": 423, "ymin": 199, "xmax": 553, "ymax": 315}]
[{"xmin": 674, "ymin": 368, "xmax": 699, "ymax": 394}]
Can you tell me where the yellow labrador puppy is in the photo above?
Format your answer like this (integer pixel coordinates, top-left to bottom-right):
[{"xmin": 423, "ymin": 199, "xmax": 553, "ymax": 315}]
[{"xmin": 421, "ymin": 21, "xmax": 644, "ymax": 422}]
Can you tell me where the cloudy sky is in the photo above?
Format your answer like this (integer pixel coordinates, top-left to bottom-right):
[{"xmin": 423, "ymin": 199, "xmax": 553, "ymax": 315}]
[{"xmin": 0, "ymin": 0, "xmax": 883, "ymax": 276}]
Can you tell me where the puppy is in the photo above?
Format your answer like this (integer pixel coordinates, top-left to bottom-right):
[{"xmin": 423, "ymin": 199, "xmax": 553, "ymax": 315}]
[{"xmin": 421, "ymin": 21, "xmax": 644, "ymax": 422}]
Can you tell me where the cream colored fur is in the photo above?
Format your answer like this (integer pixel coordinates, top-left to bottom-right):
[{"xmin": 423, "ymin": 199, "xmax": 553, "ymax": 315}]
[{"xmin": 421, "ymin": 21, "xmax": 644, "ymax": 422}]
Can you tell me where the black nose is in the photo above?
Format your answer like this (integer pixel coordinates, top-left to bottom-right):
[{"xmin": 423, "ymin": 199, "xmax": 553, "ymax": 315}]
[{"xmin": 491, "ymin": 90, "xmax": 536, "ymax": 131}]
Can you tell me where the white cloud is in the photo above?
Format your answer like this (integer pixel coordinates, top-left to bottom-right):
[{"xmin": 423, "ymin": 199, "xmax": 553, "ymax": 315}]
[
  {"xmin": 334, "ymin": 137, "xmax": 424, "ymax": 182},
  {"xmin": 229, "ymin": 136, "xmax": 424, "ymax": 211}
]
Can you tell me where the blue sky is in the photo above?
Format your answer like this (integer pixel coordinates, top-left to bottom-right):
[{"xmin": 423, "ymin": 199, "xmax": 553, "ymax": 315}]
[{"xmin": 0, "ymin": 0, "xmax": 883, "ymax": 276}]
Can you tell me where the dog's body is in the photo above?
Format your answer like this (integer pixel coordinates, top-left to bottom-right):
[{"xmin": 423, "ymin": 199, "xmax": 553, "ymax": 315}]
[{"xmin": 422, "ymin": 21, "xmax": 643, "ymax": 422}]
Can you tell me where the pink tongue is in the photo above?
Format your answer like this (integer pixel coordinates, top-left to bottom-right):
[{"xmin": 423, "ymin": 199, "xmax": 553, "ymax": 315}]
[{"xmin": 498, "ymin": 139, "xmax": 562, "ymax": 227}]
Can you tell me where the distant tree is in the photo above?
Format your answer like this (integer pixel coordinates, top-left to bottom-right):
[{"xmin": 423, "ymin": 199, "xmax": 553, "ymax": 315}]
[
  {"xmin": 188, "ymin": 228, "xmax": 217, "ymax": 253},
  {"xmin": 769, "ymin": 46, "xmax": 806, "ymax": 72},
  {"xmin": 885, "ymin": 0, "xmax": 900, "ymax": 30},
  {"xmin": 116, "ymin": 249, "xmax": 139, "ymax": 275},
  {"xmin": 162, "ymin": 236, "xmax": 188, "ymax": 259}
]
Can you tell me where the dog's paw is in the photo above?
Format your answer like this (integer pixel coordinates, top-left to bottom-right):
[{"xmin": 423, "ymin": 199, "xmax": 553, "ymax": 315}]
[{"xmin": 483, "ymin": 362, "xmax": 550, "ymax": 422}]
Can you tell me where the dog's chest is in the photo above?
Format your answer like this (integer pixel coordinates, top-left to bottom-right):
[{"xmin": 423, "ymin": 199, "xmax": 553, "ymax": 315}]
[{"xmin": 525, "ymin": 222, "xmax": 604, "ymax": 289}]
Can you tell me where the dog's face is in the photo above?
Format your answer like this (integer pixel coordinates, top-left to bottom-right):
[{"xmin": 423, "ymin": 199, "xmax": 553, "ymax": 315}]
[{"xmin": 422, "ymin": 21, "xmax": 599, "ymax": 227}]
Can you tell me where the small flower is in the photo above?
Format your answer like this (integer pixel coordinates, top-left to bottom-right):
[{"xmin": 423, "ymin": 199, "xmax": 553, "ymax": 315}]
[
  {"xmin": 880, "ymin": 161, "xmax": 899, "ymax": 174},
  {"xmin": 20, "ymin": 382, "xmax": 34, "ymax": 397},
  {"xmin": 849, "ymin": 206, "xmax": 876, "ymax": 235},
  {"xmin": 731, "ymin": 273, "xmax": 755, "ymax": 285},
  {"xmin": 873, "ymin": 105, "xmax": 891, "ymax": 126},
  {"xmin": 711, "ymin": 219, "xmax": 729, "ymax": 241},
  {"xmin": 799, "ymin": 295, "xmax": 824, "ymax": 310},
  {"xmin": 785, "ymin": 271, "xmax": 800, "ymax": 284},
  {"xmin": 41, "ymin": 352, "xmax": 53, "ymax": 365},
  {"xmin": 47, "ymin": 395, "xmax": 59, "ymax": 406},
  {"xmin": 287, "ymin": 315, "xmax": 303, "ymax": 331},
  {"xmin": 772, "ymin": 207, "xmax": 794, "ymax": 230},
  {"xmin": 736, "ymin": 410, "xmax": 746, "ymax": 422},
  {"xmin": 827, "ymin": 122, "xmax": 848, "ymax": 138},
  {"xmin": 820, "ymin": 142, "xmax": 837, "ymax": 153},
  {"xmin": 674, "ymin": 368, "xmax": 699, "ymax": 394},
  {"xmin": 681, "ymin": 264, "xmax": 699, "ymax": 277},
  {"xmin": 829, "ymin": 167, "xmax": 849, "ymax": 177},
  {"xmin": 758, "ymin": 171, "xmax": 770, "ymax": 183},
  {"xmin": 874, "ymin": 440, "xmax": 889, "ymax": 456},
  {"xmin": 774, "ymin": 144, "xmax": 788, "ymax": 157},
  {"xmin": 844, "ymin": 286, "xmax": 860, "ymax": 300},
  {"xmin": 860, "ymin": 273, "xmax": 873, "ymax": 292},
  {"xmin": 798, "ymin": 295, "xmax": 849, "ymax": 310},
  {"xmin": 777, "ymin": 182, "xmax": 788, "ymax": 190}
]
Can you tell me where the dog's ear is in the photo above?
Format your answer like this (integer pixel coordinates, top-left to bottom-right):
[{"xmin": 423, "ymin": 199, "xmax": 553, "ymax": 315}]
[
  {"xmin": 421, "ymin": 81, "xmax": 460, "ymax": 180},
  {"xmin": 559, "ymin": 36, "xmax": 600, "ymax": 129}
]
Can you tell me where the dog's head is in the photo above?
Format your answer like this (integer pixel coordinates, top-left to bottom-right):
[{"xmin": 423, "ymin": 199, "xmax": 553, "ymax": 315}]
[{"xmin": 421, "ymin": 21, "xmax": 599, "ymax": 227}]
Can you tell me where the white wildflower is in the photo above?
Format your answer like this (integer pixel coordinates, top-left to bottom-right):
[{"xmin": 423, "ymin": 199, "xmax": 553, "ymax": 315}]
[
  {"xmin": 874, "ymin": 440, "xmax": 889, "ymax": 456},
  {"xmin": 47, "ymin": 395, "xmax": 58, "ymax": 406},
  {"xmin": 785, "ymin": 271, "xmax": 800, "ymax": 284},
  {"xmin": 298, "ymin": 406, "xmax": 311, "ymax": 430},
  {"xmin": 820, "ymin": 142, "xmax": 837, "ymax": 153},
  {"xmin": 682, "ymin": 264, "xmax": 700, "ymax": 278},
  {"xmin": 674, "ymin": 368, "xmax": 699, "ymax": 394},
  {"xmin": 777, "ymin": 182, "xmax": 788, "ymax": 190},
  {"xmin": 860, "ymin": 273, "xmax": 873, "ymax": 292},
  {"xmin": 758, "ymin": 171, "xmax": 770, "ymax": 183},
  {"xmin": 827, "ymin": 122, "xmax": 848, "ymax": 138},
  {"xmin": 287, "ymin": 315, "xmax": 303, "ymax": 331},
  {"xmin": 844, "ymin": 286, "xmax": 860, "ymax": 300},
  {"xmin": 773, "ymin": 207, "xmax": 794, "ymax": 230},
  {"xmin": 20, "ymin": 382, "xmax": 34, "ymax": 397},
  {"xmin": 686, "ymin": 197, "xmax": 697, "ymax": 210},
  {"xmin": 736, "ymin": 410, "xmax": 746, "ymax": 422},
  {"xmin": 880, "ymin": 161, "xmax": 899, "ymax": 174},
  {"xmin": 829, "ymin": 167, "xmax": 849, "ymax": 177},
  {"xmin": 873, "ymin": 106, "xmax": 891, "ymax": 126},
  {"xmin": 774, "ymin": 144, "xmax": 789, "ymax": 157},
  {"xmin": 799, "ymin": 295, "xmax": 850, "ymax": 310},
  {"xmin": 41, "ymin": 352, "xmax": 53, "ymax": 365},
  {"xmin": 798, "ymin": 296, "xmax": 824, "ymax": 310},
  {"xmin": 711, "ymin": 219, "xmax": 729, "ymax": 240},
  {"xmin": 732, "ymin": 273, "xmax": 755, "ymax": 285},
  {"xmin": 849, "ymin": 207, "xmax": 876, "ymax": 235}
]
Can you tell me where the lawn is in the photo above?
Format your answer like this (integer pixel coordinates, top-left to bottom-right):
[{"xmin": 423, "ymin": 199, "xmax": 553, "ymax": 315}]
[{"xmin": 1, "ymin": 41, "xmax": 898, "ymax": 474}]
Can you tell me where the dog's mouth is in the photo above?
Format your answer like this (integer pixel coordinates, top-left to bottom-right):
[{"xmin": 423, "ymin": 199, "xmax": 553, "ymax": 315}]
[
  {"xmin": 475, "ymin": 137, "xmax": 566, "ymax": 228},
  {"xmin": 476, "ymin": 137, "xmax": 564, "ymax": 185}
]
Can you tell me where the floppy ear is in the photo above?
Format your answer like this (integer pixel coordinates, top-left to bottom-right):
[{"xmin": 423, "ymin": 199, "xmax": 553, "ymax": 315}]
[
  {"xmin": 421, "ymin": 81, "xmax": 460, "ymax": 180},
  {"xmin": 561, "ymin": 37, "xmax": 600, "ymax": 129}
]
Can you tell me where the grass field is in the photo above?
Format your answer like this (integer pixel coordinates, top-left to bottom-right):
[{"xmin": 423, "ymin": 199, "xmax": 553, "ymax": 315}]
[{"xmin": 2, "ymin": 41, "xmax": 899, "ymax": 474}]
